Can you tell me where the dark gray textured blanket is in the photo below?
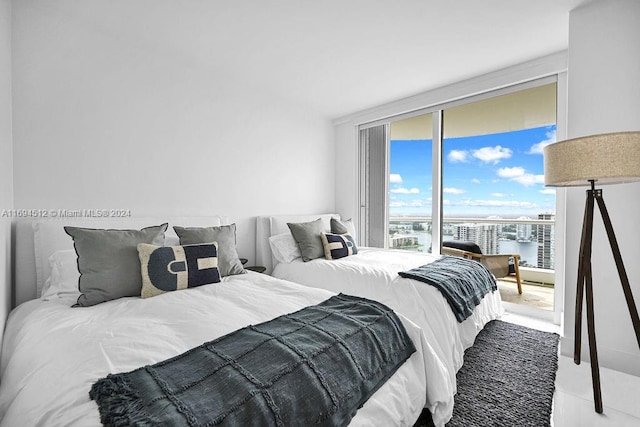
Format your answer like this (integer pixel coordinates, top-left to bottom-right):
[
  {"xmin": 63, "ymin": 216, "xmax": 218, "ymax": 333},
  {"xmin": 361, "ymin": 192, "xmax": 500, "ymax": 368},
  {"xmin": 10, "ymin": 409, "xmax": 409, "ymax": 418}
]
[
  {"xmin": 398, "ymin": 256, "xmax": 497, "ymax": 322},
  {"xmin": 90, "ymin": 294, "xmax": 416, "ymax": 426}
]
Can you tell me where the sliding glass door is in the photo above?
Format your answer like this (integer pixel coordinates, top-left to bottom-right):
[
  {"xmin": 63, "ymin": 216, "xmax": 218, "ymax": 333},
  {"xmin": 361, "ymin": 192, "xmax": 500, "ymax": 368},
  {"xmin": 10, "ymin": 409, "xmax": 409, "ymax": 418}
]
[
  {"xmin": 442, "ymin": 83, "xmax": 557, "ymax": 267},
  {"xmin": 359, "ymin": 78, "xmax": 558, "ymax": 313}
]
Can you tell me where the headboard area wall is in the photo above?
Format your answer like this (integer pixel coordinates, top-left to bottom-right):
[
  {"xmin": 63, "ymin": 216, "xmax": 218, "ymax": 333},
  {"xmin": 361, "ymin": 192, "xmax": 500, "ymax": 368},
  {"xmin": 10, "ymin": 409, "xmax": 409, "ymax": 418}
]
[{"xmin": 12, "ymin": 216, "xmax": 229, "ymax": 308}]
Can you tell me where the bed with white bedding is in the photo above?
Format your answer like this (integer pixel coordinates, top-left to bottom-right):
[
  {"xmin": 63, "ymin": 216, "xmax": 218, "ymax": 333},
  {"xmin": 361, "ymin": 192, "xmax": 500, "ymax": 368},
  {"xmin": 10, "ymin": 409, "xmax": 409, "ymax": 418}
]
[
  {"xmin": 0, "ymin": 217, "xmax": 453, "ymax": 427},
  {"xmin": 256, "ymin": 214, "xmax": 505, "ymax": 395}
]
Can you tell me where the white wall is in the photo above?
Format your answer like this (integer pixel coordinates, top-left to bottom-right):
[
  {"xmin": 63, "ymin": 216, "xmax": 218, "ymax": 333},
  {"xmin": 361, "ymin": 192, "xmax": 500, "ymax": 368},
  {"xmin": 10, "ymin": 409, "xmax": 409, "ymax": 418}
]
[
  {"xmin": 0, "ymin": 0, "xmax": 13, "ymax": 335},
  {"xmin": 11, "ymin": 1, "xmax": 335, "ymax": 264},
  {"xmin": 564, "ymin": 0, "xmax": 640, "ymax": 376}
]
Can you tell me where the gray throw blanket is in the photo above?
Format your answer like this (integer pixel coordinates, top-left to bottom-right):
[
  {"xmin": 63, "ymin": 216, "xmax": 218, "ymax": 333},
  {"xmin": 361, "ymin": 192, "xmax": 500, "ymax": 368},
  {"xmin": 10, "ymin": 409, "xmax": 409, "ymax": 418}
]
[
  {"xmin": 89, "ymin": 294, "xmax": 416, "ymax": 426},
  {"xmin": 398, "ymin": 256, "xmax": 497, "ymax": 322}
]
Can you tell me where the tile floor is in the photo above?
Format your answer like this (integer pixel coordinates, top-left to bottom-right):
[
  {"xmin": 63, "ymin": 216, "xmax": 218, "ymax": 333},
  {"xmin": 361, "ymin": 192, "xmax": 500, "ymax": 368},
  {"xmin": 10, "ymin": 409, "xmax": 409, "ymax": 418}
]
[
  {"xmin": 497, "ymin": 279, "xmax": 555, "ymax": 311},
  {"xmin": 501, "ymin": 312, "xmax": 640, "ymax": 427}
]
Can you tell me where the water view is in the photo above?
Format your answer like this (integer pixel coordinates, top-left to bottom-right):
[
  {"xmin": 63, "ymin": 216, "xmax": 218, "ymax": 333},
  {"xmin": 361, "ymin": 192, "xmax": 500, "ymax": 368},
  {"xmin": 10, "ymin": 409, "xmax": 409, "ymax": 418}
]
[
  {"xmin": 387, "ymin": 124, "xmax": 557, "ymax": 270},
  {"xmin": 396, "ymin": 231, "xmax": 542, "ymax": 268}
]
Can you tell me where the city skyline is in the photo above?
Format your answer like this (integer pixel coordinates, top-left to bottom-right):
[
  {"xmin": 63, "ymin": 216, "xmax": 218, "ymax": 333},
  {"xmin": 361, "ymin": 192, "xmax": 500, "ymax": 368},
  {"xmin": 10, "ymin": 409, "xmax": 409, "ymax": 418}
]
[{"xmin": 389, "ymin": 125, "xmax": 557, "ymax": 217}]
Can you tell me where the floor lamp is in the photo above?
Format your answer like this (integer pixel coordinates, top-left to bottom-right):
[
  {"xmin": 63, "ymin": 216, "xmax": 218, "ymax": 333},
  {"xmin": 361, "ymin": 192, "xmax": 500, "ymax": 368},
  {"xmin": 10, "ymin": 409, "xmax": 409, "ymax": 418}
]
[{"xmin": 543, "ymin": 131, "xmax": 640, "ymax": 413}]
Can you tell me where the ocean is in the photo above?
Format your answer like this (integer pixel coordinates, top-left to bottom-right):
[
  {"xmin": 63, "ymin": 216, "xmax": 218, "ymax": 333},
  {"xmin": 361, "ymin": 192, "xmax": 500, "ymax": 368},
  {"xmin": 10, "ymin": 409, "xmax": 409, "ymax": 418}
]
[{"xmin": 412, "ymin": 232, "xmax": 540, "ymax": 267}]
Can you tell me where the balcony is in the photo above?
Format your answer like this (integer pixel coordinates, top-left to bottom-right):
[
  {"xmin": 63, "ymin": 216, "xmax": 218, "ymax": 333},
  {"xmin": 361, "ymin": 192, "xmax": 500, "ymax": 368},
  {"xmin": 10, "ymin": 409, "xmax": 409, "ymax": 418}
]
[
  {"xmin": 389, "ymin": 216, "xmax": 556, "ymax": 312},
  {"xmin": 497, "ymin": 268, "xmax": 554, "ymax": 311}
]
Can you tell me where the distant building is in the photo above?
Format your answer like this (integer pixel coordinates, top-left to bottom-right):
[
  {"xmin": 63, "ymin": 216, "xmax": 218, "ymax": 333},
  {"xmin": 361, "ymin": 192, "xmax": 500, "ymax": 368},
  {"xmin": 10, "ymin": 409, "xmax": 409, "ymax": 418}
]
[
  {"xmin": 516, "ymin": 216, "xmax": 533, "ymax": 241},
  {"xmin": 442, "ymin": 223, "xmax": 456, "ymax": 235},
  {"xmin": 453, "ymin": 223, "xmax": 498, "ymax": 254},
  {"xmin": 390, "ymin": 222, "xmax": 413, "ymax": 231},
  {"xmin": 389, "ymin": 234, "xmax": 419, "ymax": 248},
  {"xmin": 537, "ymin": 213, "xmax": 555, "ymax": 269},
  {"xmin": 486, "ymin": 216, "xmax": 505, "ymax": 234}
]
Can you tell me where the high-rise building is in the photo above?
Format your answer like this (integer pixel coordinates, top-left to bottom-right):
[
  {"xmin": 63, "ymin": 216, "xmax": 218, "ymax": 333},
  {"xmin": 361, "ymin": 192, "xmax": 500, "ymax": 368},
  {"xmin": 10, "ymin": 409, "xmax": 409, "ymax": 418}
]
[
  {"xmin": 537, "ymin": 213, "xmax": 555, "ymax": 269},
  {"xmin": 516, "ymin": 216, "xmax": 533, "ymax": 242},
  {"xmin": 486, "ymin": 216, "xmax": 504, "ymax": 234},
  {"xmin": 453, "ymin": 223, "xmax": 498, "ymax": 254}
]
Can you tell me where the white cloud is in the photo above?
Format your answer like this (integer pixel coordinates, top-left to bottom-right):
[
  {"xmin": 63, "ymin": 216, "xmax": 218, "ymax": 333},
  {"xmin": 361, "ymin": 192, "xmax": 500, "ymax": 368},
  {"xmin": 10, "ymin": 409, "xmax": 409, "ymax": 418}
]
[
  {"xmin": 496, "ymin": 167, "xmax": 544, "ymax": 186},
  {"xmin": 497, "ymin": 166, "xmax": 544, "ymax": 187},
  {"xmin": 390, "ymin": 173, "xmax": 403, "ymax": 184},
  {"xmin": 540, "ymin": 188, "xmax": 556, "ymax": 195},
  {"xmin": 497, "ymin": 166, "xmax": 525, "ymax": 178},
  {"xmin": 448, "ymin": 150, "xmax": 469, "ymax": 163},
  {"xmin": 471, "ymin": 178, "xmax": 481, "ymax": 184},
  {"xmin": 491, "ymin": 193, "xmax": 508, "ymax": 197},
  {"xmin": 513, "ymin": 174, "xmax": 545, "ymax": 186},
  {"xmin": 472, "ymin": 145, "xmax": 512, "ymax": 164},
  {"xmin": 528, "ymin": 129, "xmax": 557, "ymax": 154},
  {"xmin": 390, "ymin": 187, "xmax": 420, "ymax": 194},
  {"xmin": 390, "ymin": 199, "xmax": 429, "ymax": 208},
  {"xmin": 446, "ymin": 199, "xmax": 538, "ymax": 209},
  {"xmin": 443, "ymin": 187, "xmax": 465, "ymax": 195}
]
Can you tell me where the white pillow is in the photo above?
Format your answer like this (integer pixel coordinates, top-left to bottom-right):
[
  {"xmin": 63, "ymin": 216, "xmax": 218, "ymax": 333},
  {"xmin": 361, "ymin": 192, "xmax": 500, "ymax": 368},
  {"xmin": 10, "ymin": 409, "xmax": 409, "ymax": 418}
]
[
  {"xmin": 40, "ymin": 250, "xmax": 81, "ymax": 301},
  {"xmin": 268, "ymin": 233, "xmax": 302, "ymax": 264},
  {"xmin": 338, "ymin": 218, "xmax": 357, "ymax": 238},
  {"xmin": 33, "ymin": 222, "xmax": 77, "ymax": 297}
]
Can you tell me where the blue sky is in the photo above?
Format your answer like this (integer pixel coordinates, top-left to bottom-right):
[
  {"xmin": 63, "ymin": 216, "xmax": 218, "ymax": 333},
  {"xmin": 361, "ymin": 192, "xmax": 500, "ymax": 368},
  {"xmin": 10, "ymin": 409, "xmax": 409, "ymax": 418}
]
[{"xmin": 389, "ymin": 125, "xmax": 557, "ymax": 217}]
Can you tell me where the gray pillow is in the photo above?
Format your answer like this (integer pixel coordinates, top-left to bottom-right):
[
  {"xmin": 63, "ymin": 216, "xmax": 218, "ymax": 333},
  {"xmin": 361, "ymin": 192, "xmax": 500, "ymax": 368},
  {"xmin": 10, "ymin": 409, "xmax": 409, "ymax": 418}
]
[
  {"xmin": 331, "ymin": 217, "xmax": 358, "ymax": 248},
  {"xmin": 65, "ymin": 224, "xmax": 168, "ymax": 307},
  {"xmin": 331, "ymin": 217, "xmax": 357, "ymax": 237},
  {"xmin": 287, "ymin": 218, "xmax": 325, "ymax": 262},
  {"xmin": 173, "ymin": 224, "xmax": 246, "ymax": 277}
]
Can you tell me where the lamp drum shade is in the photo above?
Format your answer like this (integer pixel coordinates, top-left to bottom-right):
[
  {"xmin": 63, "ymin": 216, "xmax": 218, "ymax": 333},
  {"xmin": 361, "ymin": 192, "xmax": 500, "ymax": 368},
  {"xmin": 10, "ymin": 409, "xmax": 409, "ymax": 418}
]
[{"xmin": 544, "ymin": 131, "xmax": 640, "ymax": 187}]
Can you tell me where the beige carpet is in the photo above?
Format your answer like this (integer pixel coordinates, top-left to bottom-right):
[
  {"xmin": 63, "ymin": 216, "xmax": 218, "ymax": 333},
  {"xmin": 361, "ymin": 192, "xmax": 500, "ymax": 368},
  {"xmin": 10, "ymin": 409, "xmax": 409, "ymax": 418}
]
[{"xmin": 497, "ymin": 280, "xmax": 554, "ymax": 311}]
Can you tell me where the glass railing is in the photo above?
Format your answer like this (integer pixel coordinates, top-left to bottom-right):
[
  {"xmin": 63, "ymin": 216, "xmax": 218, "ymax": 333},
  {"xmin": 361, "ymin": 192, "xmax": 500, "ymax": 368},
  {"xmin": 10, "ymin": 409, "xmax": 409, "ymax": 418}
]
[{"xmin": 388, "ymin": 216, "xmax": 556, "ymax": 271}]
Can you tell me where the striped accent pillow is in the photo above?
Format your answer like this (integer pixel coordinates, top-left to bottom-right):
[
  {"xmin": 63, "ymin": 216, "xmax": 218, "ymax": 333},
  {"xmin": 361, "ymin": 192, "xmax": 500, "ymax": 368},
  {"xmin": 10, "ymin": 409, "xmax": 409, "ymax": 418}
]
[{"xmin": 320, "ymin": 233, "xmax": 358, "ymax": 260}]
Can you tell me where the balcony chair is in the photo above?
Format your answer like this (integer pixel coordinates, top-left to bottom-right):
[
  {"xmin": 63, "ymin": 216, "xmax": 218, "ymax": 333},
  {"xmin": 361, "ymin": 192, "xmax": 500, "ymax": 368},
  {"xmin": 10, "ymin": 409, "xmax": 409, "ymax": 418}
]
[{"xmin": 441, "ymin": 240, "xmax": 522, "ymax": 294}]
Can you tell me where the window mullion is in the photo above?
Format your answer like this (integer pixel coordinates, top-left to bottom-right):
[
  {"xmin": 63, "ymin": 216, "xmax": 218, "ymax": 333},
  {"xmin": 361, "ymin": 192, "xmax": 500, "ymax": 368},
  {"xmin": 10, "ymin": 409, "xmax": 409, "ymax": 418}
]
[{"xmin": 431, "ymin": 110, "xmax": 443, "ymax": 254}]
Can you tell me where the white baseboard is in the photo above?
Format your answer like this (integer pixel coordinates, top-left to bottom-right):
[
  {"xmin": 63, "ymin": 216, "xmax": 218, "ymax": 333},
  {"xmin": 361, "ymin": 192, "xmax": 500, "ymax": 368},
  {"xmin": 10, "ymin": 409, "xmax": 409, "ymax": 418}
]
[{"xmin": 560, "ymin": 336, "xmax": 640, "ymax": 377}]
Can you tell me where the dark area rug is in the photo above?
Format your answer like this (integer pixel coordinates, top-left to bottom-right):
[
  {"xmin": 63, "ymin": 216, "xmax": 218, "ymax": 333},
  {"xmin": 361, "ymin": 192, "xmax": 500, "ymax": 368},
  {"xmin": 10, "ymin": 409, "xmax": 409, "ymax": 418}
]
[{"xmin": 414, "ymin": 320, "xmax": 559, "ymax": 427}]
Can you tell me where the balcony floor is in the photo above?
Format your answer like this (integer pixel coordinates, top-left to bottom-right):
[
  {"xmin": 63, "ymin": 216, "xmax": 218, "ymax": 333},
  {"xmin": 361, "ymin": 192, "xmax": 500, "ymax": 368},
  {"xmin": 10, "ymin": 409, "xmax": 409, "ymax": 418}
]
[{"xmin": 497, "ymin": 278, "xmax": 554, "ymax": 311}]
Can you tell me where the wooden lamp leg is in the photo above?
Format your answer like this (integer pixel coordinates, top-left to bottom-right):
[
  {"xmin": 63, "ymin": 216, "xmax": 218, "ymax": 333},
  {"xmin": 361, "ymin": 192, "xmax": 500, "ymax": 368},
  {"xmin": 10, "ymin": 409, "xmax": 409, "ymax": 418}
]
[
  {"xmin": 574, "ymin": 183, "xmax": 640, "ymax": 414},
  {"xmin": 574, "ymin": 188, "xmax": 591, "ymax": 364},
  {"xmin": 575, "ymin": 185, "xmax": 603, "ymax": 413}
]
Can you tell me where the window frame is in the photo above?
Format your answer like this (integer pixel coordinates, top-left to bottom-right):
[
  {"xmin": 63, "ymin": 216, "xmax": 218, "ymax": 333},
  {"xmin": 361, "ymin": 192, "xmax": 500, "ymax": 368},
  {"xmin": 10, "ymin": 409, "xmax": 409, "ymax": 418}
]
[{"xmin": 356, "ymin": 73, "xmax": 566, "ymax": 323}]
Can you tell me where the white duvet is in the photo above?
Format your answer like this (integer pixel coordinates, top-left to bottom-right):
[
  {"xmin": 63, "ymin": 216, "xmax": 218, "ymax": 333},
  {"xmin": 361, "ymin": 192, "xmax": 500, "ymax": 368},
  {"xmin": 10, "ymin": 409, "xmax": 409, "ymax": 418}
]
[
  {"xmin": 0, "ymin": 272, "xmax": 452, "ymax": 427},
  {"xmin": 272, "ymin": 248, "xmax": 504, "ymax": 398}
]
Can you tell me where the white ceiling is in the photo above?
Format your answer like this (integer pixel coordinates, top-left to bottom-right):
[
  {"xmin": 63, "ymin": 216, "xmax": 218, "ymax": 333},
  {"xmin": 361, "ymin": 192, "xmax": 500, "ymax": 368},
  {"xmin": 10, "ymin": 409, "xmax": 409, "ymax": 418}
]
[{"xmin": 46, "ymin": 0, "xmax": 590, "ymax": 119}]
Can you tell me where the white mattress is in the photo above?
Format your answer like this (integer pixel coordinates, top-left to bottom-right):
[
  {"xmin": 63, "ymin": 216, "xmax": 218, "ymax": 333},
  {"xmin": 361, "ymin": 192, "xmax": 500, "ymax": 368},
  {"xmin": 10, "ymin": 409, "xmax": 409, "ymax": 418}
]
[
  {"xmin": 0, "ymin": 272, "xmax": 453, "ymax": 427},
  {"xmin": 272, "ymin": 247, "xmax": 505, "ymax": 394}
]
